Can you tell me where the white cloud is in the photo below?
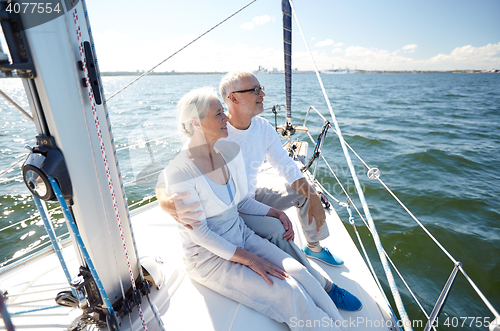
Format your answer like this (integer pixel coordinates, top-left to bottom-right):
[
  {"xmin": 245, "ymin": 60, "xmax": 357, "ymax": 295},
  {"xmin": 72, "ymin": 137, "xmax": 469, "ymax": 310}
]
[
  {"xmin": 93, "ymin": 29, "xmax": 500, "ymax": 72},
  {"xmin": 335, "ymin": 42, "xmax": 344, "ymax": 47},
  {"xmin": 239, "ymin": 22, "xmax": 254, "ymax": 30},
  {"xmin": 402, "ymin": 44, "xmax": 418, "ymax": 53},
  {"xmin": 252, "ymin": 15, "xmax": 272, "ymax": 26},
  {"xmin": 311, "ymin": 37, "xmax": 316, "ymax": 41},
  {"xmin": 315, "ymin": 39, "xmax": 335, "ymax": 47},
  {"xmin": 240, "ymin": 15, "xmax": 274, "ymax": 30},
  {"xmin": 428, "ymin": 43, "xmax": 500, "ymax": 67}
]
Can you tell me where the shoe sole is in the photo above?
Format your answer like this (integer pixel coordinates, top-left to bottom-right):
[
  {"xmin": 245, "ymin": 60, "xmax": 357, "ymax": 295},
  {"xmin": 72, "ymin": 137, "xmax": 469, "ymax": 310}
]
[
  {"xmin": 338, "ymin": 303, "xmax": 363, "ymax": 312},
  {"xmin": 304, "ymin": 253, "xmax": 344, "ymax": 268}
]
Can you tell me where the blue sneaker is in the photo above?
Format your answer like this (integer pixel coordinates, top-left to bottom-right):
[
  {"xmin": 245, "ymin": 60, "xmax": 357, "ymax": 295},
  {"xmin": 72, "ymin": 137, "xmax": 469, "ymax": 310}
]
[
  {"xmin": 302, "ymin": 246, "xmax": 344, "ymax": 267},
  {"xmin": 328, "ymin": 284, "xmax": 363, "ymax": 311}
]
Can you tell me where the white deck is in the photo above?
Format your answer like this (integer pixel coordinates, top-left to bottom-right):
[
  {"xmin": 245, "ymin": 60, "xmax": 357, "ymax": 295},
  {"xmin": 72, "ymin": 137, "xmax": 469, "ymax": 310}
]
[{"xmin": 1, "ymin": 167, "xmax": 397, "ymax": 330}]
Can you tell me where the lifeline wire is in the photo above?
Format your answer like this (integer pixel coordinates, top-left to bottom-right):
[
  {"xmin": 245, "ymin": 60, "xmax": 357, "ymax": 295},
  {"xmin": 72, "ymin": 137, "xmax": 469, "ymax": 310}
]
[
  {"xmin": 287, "ymin": 0, "xmax": 412, "ymax": 329},
  {"xmin": 0, "ymin": 88, "xmax": 33, "ymax": 122},
  {"xmin": 106, "ymin": 0, "xmax": 257, "ymax": 102}
]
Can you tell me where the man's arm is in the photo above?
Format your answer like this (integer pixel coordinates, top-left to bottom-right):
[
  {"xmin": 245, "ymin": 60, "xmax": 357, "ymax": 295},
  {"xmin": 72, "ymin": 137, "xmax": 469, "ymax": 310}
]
[
  {"xmin": 155, "ymin": 187, "xmax": 203, "ymax": 230},
  {"xmin": 291, "ymin": 178, "xmax": 326, "ymax": 233}
]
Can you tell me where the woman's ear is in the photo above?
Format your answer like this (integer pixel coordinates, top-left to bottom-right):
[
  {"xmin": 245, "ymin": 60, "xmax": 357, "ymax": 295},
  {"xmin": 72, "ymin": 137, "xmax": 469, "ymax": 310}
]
[{"xmin": 191, "ymin": 117, "xmax": 201, "ymax": 130}]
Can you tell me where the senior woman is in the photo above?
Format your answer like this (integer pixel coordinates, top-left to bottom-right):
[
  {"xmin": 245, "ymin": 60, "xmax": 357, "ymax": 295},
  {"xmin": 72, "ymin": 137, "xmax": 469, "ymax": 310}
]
[{"xmin": 157, "ymin": 87, "xmax": 345, "ymax": 331}]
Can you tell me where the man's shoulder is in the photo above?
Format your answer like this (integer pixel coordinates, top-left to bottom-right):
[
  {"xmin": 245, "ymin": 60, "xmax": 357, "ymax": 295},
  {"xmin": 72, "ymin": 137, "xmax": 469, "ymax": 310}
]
[
  {"xmin": 252, "ymin": 115, "xmax": 271, "ymax": 126},
  {"xmin": 251, "ymin": 116, "xmax": 276, "ymax": 134},
  {"xmin": 216, "ymin": 141, "xmax": 241, "ymax": 162}
]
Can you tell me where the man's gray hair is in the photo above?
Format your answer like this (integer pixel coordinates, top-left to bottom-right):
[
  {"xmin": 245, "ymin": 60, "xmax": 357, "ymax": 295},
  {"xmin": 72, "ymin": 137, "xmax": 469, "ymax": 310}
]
[
  {"xmin": 219, "ymin": 70, "xmax": 254, "ymax": 103},
  {"xmin": 177, "ymin": 86, "xmax": 218, "ymax": 137}
]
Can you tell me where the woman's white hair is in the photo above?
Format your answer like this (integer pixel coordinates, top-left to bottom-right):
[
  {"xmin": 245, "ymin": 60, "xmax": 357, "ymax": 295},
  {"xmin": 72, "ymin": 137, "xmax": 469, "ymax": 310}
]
[
  {"xmin": 219, "ymin": 70, "xmax": 253, "ymax": 103},
  {"xmin": 177, "ymin": 86, "xmax": 219, "ymax": 137}
]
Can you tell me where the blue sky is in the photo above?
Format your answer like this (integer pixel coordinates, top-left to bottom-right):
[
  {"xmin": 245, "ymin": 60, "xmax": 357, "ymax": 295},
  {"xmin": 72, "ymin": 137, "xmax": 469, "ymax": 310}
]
[{"xmin": 84, "ymin": 0, "xmax": 500, "ymax": 72}]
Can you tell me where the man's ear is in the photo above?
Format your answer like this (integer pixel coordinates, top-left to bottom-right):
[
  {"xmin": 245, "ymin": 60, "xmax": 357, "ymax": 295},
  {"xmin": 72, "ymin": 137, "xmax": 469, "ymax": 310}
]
[{"xmin": 228, "ymin": 92, "xmax": 238, "ymax": 104}]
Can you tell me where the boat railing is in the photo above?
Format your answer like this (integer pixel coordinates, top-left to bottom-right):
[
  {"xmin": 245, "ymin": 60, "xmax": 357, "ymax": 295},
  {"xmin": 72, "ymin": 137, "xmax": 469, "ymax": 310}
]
[{"xmin": 301, "ymin": 104, "xmax": 500, "ymax": 331}]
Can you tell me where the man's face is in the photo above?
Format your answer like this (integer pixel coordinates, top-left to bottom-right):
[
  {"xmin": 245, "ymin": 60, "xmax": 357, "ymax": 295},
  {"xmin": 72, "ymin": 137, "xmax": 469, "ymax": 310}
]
[{"xmin": 232, "ymin": 74, "xmax": 265, "ymax": 118}]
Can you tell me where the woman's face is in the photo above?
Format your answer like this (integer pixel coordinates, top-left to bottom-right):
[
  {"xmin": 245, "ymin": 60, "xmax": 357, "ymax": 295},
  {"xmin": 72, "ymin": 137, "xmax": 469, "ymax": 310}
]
[{"xmin": 199, "ymin": 98, "xmax": 229, "ymax": 142}]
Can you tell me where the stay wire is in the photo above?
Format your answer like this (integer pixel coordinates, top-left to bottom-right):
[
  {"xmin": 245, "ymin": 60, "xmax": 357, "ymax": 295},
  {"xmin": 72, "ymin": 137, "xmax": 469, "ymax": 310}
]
[{"xmin": 106, "ymin": 0, "xmax": 257, "ymax": 102}]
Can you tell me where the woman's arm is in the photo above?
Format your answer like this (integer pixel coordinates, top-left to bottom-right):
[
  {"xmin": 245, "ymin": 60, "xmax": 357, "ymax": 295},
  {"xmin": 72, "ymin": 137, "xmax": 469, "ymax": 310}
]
[
  {"xmin": 166, "ymin": 166, "xmax": 238, "ymax": 260},
  {"xmin": 156, "ymin": 169, "xmax": 203, "ymax": 229}
]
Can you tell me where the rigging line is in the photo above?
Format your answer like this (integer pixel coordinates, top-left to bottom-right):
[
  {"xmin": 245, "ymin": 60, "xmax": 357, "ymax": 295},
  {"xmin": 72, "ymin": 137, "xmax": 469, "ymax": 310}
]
[
  {"xmin": 318, "ymin": 144, "xmax": 468, "ymax": 329},
  {"xmin": 0, "ymin": 153, "xmax": 29, "ymax": 179},
  {"xmin": 354, "ymin": 212, "xmax": 436, "ymax": 331},
  {"xmin": 331, "ymin": 126, "xmax": 459, "ymax": 263},
  {"xmin": 287, "ymin": 1, "xmax": 412, "ymax": 329},
  {"xmin": 106, "ymin": 0, "xmax": 257, "ymax": 102},
  {"xmin": 310, "ymin": 134, "xmax": 437, "ymax": 327},
  {"xmin": 305, "ymin": 108, "xmax": 459, "ymax": 263},
  {"xmin": 0, "ymin": 88, "xmax": 33, "ymax": 122}
]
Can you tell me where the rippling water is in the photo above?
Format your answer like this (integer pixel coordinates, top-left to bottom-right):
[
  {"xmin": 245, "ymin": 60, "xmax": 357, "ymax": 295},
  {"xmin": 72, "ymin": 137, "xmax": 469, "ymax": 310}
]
[{"xmin": 1, "ymin": 73, "xmax": 499, "ymax": 330}]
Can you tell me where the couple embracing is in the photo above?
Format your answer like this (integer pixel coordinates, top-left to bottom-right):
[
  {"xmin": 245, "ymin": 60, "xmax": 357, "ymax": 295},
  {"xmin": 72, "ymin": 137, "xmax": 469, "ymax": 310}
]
[{"xmin": 156, "ymin": 71, "xmax": 361, "ymax": 331}]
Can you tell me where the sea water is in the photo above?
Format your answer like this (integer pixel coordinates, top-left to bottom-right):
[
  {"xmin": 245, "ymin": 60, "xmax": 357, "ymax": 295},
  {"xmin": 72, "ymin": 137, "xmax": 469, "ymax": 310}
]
[{"xmin": 1, "ymin": 73, "xmax": 499, "ymax": 330}]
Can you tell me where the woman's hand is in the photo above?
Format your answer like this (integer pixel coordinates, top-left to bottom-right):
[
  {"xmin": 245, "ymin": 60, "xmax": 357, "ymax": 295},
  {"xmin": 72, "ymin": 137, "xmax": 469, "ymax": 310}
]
[
  {"xmin": 229, "ymin": 247, "xmax": 288, "ymax": 285},
  {"xmin": 247, "ymin": 255, "xmax": 288, "ymax": 285},
  {"xmin": 267, "ymin": 208, "xmax": 294, "ymax": 242},
  {"xmin": 230, "ymin": 248, "xmax": 288, "ymax": 285}
]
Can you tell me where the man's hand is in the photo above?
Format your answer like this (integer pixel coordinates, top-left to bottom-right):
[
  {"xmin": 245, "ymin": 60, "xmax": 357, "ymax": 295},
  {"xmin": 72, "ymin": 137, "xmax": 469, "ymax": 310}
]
[
  {"xmin": 267, "ymin": 208, "xmax": 294, "ymax": 242},
  {"xmin": 156, "ymin": 189, "xmax": 203, "ymax": 230},
  {"xmin": 291, "ymin": 178, "xmax": 326, "ymax": 233},
  {"xmin": 308, "ymin": 193, "xmax": 326, "ymax": 232}
]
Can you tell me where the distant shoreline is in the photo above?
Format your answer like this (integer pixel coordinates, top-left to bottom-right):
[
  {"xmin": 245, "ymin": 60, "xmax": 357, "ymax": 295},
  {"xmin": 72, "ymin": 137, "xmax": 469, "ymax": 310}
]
[
  {"xmin": 1, "ymin": 70, "xmax": 498, "ymax": 78},
  {"xmin": 99, "ymin": 70, "xmax": 498, "ymax": 76}
]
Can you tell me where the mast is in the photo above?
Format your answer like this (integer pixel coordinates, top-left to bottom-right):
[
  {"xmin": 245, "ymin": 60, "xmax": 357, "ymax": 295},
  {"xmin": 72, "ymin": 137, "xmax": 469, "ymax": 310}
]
[
  {"xmin": 282, "ymin": 0, "xmax": 292, "ymax": 126},
  {"xmin": 0, "ymin": 1, "xmax": 145, "ymax": 327}
]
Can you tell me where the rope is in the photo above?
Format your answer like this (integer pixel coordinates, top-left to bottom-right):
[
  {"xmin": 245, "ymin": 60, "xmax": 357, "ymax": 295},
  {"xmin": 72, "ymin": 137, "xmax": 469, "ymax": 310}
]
[
  {"xmin": 287, "ymin": 1, "xmax": 412, "ymax": 328},
  {"xmin": 50, "ymin": 177, "xmax": 115, "ymax": 313},
  {"xmin": 10, "ymin": 305, "xmax": 60, "ymax": 316},
  {"xmin": 32, "ymin": 195, "xmax": 76, "ymax": 297},
  {"xmin": 106, "ymin": 0, "xmax": 257, "ymax": 102}
]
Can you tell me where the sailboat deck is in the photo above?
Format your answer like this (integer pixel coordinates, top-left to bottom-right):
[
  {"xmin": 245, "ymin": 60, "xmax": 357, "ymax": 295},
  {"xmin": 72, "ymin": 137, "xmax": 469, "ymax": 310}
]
[{"xmin": 1, "ymin": 166, "xmax": 396, "ymax": 330}]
